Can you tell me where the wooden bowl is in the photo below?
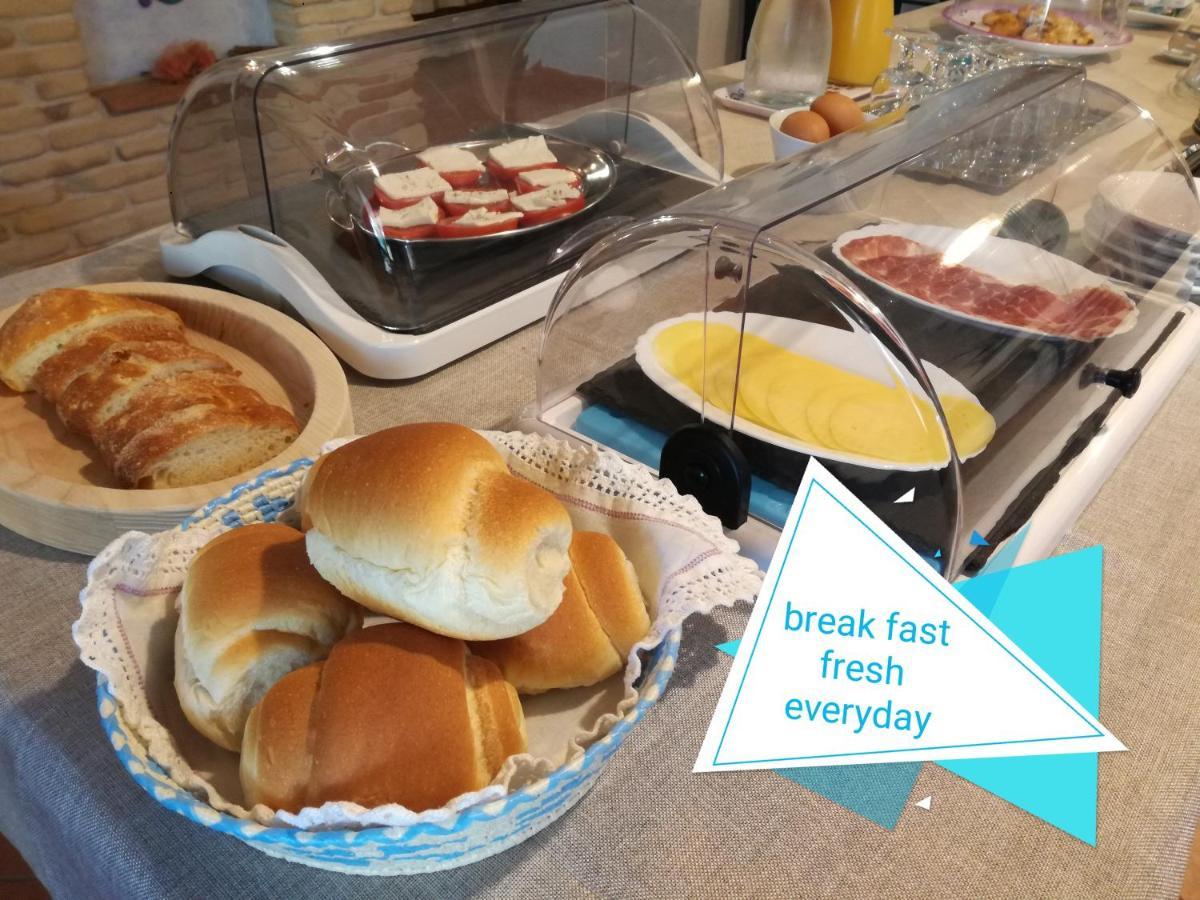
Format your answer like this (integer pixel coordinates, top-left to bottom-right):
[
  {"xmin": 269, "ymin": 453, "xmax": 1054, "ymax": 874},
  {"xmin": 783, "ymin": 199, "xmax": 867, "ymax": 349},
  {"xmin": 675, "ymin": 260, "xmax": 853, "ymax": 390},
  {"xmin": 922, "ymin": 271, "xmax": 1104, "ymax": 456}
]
[{"xmin": 0, "ymin": 282, "xmax": 353, "ymax": 554}]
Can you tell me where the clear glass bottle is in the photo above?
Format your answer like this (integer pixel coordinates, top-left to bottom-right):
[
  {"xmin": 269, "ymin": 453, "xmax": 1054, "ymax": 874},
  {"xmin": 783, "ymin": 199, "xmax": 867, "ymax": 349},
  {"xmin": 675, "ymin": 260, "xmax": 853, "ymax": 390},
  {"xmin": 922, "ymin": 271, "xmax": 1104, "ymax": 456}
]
[{"xmin": 744, "ymin": 0, "xmax": 833, "ymax": 107}]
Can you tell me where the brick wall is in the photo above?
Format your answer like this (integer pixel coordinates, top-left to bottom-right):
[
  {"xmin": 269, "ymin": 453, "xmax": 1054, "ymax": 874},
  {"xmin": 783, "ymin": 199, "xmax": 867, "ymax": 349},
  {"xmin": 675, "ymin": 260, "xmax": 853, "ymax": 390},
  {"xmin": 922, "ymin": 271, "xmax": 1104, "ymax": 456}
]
[{"xmin": 0, "ymin": 0, "xmax": 414, "ymax": 276}]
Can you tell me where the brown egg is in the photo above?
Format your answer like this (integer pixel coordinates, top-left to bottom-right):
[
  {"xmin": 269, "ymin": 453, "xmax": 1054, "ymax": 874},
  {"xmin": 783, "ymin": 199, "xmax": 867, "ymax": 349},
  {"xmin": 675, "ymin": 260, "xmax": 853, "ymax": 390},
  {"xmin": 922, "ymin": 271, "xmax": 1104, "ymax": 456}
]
[
  {"xmin": 810, "ymin": 92, "xmax": 865, "ymax": 136},
  {"xmin": 779, "ymin": 110, "xmax": 830, "ymax": 144}
]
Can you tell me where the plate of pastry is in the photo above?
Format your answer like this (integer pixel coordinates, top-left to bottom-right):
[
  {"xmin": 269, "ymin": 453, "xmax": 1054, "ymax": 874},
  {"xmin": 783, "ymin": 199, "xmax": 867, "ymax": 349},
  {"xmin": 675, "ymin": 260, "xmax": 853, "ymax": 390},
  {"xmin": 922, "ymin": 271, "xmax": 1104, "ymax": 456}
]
[
  {"xmin": 0, "ymin": 283, "xmax": 352, "ymax": 553},
  {"xmin": 74, "ymin": 423, "xmax": 762, "ymax": 873},
  {"xmin": 943, "ymin": 1, "xmax": 1132, "ymax": 56}
]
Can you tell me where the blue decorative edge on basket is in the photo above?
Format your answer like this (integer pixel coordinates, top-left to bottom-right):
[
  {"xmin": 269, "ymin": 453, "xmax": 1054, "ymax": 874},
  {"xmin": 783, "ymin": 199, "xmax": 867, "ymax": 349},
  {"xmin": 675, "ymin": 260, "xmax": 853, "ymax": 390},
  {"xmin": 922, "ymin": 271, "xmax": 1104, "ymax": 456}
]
[{"xmin": 94, "ymin": 455, "xmax": 684, "ymax": 870}]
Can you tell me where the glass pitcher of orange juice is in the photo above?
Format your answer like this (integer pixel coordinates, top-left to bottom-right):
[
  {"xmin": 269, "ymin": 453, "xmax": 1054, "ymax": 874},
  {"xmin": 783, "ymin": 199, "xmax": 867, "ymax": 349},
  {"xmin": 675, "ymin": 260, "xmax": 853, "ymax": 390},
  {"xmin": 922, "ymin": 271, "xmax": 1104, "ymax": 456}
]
[{"xmin": 828, "ymin": 0, "xmax": 894, "ymax": 86}]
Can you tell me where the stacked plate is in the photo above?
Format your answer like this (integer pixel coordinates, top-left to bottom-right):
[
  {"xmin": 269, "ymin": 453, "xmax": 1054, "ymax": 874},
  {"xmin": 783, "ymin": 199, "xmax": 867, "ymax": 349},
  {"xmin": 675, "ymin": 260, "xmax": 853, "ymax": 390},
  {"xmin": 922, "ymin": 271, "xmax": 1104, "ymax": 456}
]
[{"xmin": 1083, "ymin": 171, "xmax": 1200, "ymax": 303}]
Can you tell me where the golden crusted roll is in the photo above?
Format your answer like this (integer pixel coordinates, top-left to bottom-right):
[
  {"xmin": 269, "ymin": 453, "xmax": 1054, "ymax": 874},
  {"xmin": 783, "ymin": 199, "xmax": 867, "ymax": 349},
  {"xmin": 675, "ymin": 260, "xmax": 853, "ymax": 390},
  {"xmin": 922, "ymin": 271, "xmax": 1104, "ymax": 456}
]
[
  {"xmin": 303, "ymin": 424, "xmax": 573, "ymax": 640},
  {"xmin": 55, "ymin": 339, "xmax": 234, "ymax": 437},
  {"xmin": 471, "ymin": 531, "xmax": 650, "ymax": 693},
  {"xmin": 174, "ymin": 523, "xmax": 362, "ymax": 751},
  {"xmin": 31, "ymin": 317, "xmax": 186, "ymax": 403},
  {"xmin": 240, "ymin": 623, "xmax": 527, "ymax": 813},
  {"xmin": 0, "ymin": 288, "xmax": 183, "ymax": 392}
]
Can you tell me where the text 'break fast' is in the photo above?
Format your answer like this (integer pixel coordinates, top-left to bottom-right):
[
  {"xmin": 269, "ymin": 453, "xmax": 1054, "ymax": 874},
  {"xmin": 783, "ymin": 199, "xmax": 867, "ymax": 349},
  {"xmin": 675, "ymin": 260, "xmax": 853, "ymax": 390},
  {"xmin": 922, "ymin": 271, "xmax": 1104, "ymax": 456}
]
[{"xmin": 783, "ymin": 603, "xmax": 952, "ymax": 646}]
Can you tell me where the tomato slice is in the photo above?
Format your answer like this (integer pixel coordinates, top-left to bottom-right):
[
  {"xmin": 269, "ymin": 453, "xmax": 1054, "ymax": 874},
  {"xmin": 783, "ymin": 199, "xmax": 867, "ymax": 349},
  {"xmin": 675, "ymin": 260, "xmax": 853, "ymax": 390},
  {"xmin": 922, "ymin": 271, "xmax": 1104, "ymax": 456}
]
[
  {"xmin": 438, "ymin": 169, "xmax": 484, "ymax": 189},
  {"xmin": 435, "ymin": 214, "xmax": 522, "ymax": 239},
  {"xmin": 382, "ymin": 223, "xmax": 437, "ymax": 239},
  {"xmin": 374, "ymin": 185, "xmax": 443, "ymax": 210},
  {"xmin": 515, "ymin": 167, "xmax": 580, "ymax": 193},
  {"xmin": 517, "ymin": 193, "xmax": 585, "ymax": 226},
  {"xmin": 442, "ymin": 196, "xmax": 511, "ymax": 217}
]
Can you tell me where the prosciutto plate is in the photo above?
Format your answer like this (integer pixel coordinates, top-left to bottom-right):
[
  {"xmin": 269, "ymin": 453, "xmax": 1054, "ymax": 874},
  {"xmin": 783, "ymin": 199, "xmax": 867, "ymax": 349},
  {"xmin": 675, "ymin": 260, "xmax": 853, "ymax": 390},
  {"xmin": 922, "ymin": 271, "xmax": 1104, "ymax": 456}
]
[{"xmin": 832, "ymin": 223, "xmax": 1137, "ymax": 341}]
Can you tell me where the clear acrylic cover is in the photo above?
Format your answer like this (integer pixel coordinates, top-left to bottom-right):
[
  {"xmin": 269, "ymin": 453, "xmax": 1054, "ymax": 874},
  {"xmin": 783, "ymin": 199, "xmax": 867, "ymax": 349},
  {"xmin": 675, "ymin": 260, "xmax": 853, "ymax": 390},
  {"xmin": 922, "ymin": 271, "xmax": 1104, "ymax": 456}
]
[
  {"xmin": 168, "ymin": 0, "xmax": 722, "ymax": 334},
  {"xmin": 537, "ymin": 64, "xmax": 1198, "ymax": 577}
]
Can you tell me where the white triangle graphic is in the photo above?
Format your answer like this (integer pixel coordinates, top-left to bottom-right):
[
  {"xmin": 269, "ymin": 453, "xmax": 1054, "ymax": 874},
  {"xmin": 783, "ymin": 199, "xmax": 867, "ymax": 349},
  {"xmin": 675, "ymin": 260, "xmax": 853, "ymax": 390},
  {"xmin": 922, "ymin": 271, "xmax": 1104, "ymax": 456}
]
[
  {"xmin": 894, "ymin": 487, "xmax": 916, "ymax": 504},
  {"xmin": 695, "ymin": 460, "xmax": 1124, "ymax": 772},
  {"xmin": 915, "ymin": 795, "xmax": 932, "ymax": 811}
]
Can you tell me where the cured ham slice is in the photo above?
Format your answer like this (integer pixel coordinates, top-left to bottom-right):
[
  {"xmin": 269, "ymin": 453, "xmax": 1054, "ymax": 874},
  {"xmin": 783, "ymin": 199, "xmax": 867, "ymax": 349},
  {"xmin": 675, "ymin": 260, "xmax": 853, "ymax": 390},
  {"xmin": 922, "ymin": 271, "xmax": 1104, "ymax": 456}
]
[{"xmin": 841, "ymin": 235, "xmax": 1134, "ymax": 340}]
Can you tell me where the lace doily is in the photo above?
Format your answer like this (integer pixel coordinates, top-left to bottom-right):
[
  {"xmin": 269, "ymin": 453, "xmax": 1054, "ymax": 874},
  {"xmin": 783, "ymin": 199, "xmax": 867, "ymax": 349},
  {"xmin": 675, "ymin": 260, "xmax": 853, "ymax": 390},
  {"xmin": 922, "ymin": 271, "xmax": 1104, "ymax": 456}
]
[{"xmin": 74, "ymin": 430, "xmax": 763, "ymax": 830}]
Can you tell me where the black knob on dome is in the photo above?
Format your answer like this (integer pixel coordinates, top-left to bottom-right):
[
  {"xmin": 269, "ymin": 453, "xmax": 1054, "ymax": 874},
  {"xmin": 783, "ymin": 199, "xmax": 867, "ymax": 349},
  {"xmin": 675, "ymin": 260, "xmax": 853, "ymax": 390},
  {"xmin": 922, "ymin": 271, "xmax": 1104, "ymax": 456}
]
[{"xmin": 659, "ymin": 424, "xmax": 752, "ymax": 530}]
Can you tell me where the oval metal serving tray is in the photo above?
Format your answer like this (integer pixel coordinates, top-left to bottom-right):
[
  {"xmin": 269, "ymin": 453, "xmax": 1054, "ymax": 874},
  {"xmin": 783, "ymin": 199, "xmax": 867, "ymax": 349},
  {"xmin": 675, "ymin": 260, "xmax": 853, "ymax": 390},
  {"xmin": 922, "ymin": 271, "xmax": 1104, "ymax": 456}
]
[{"xmin": 342, "ymin": 136, "xmax": 616, "ymax": 246}]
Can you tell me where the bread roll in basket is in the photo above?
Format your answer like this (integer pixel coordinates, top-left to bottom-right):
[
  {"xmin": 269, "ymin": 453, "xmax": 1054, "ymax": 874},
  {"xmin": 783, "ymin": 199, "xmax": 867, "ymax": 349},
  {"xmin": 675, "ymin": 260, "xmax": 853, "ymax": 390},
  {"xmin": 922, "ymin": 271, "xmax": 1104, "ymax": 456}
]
[{"xmin": 75, "ymin": 430, "xmax": 762, "ymax": 874}]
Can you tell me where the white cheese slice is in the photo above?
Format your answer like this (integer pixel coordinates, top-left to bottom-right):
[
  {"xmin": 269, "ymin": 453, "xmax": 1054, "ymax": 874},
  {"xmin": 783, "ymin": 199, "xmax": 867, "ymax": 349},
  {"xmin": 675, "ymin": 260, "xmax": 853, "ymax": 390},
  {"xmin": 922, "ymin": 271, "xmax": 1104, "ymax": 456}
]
[
  {"xmin": 416, "ymin": 144, "xmax": 484, "ymax": 173},
  {"xmin": 488, "ymin": 135, "xmax": 557, "ymax": 170},
  {"xmin": 518, "ymin": 168, "xmax": 578, "ymax": 188},
  {"xmin": 377, "ymin": 197, "xmax": 441, "ymax": 229},
  {"xmin": 510, "ymin": 183, "xmax": 582, "ymax": 213},
  {"xmin": 453, "ymin": 207, "xmax": 523, "ymax": 227},
  {"xmin": 374, "ymin": 168, "xmax": 451, "ymax": 201},
  {"xmin": 443, "ymin": 188, "xmax": 509, "ymax": 207}
]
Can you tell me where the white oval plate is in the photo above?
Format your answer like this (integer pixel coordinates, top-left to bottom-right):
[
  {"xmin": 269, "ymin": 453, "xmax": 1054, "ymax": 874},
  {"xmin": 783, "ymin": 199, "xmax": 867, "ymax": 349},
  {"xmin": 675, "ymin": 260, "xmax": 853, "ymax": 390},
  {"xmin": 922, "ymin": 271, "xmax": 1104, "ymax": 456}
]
[
  {"xmin": 831, "ymin": 222, "xmax": 1138, "ymax": 340},
  {"xmin": 634, "ymin": 311, "xmax": 991, "ymax": 472},
  {"xmin": 943, "ymin": 1, "xmax": 1133, "ymax": 56}
]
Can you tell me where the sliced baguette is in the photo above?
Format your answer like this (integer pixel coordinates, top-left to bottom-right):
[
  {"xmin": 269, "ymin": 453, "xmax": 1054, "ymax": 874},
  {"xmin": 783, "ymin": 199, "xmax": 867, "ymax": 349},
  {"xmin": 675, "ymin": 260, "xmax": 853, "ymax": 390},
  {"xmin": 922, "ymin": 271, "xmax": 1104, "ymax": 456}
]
[
  {"xmin": 31, "ymin": 319, "xmax": 187, "ymax": 403},
  {"xmin": 96, "ymin": 370, "xmax": 273, "ymax": 463},
  {"xmin": 114, "ymin": 403, "xmax": 299, "ymax": 489},
  {"xmin": 55, "ymin": 340, "xmax": 235, "ymax": 438},
  {"xmin": 0, "ymin": 289, "xmax": 184, "ymax": 392}
]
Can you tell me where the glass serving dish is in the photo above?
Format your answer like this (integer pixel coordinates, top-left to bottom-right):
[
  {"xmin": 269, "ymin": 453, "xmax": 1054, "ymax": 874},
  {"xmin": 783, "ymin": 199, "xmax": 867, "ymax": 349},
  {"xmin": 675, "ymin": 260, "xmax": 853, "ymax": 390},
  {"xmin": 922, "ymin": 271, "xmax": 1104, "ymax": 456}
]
[{"xmin": 532, "ymin": 64, "xmax": 1200, "ymax": 578}]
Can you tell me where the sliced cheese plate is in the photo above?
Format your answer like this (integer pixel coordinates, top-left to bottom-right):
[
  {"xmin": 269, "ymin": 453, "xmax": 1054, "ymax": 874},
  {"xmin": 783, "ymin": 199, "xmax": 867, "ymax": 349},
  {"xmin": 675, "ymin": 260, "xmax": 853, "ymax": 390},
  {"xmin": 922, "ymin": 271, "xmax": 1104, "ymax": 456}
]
[
  {"xmin": 0, "ymin": 282, "xmax": 353, "ymax": 554},
  {"xmin": 633, "ymin": 312, "xmax": 994, "ymax": 472}
]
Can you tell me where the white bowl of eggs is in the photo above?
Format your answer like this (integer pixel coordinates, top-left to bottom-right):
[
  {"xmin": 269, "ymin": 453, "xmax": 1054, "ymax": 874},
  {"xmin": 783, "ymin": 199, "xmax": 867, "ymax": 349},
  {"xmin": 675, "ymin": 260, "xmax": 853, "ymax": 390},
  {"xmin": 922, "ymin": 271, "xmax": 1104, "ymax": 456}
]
[{"xmin": 768, "ymin": 92, "xmax": 867, "ymax": 160}]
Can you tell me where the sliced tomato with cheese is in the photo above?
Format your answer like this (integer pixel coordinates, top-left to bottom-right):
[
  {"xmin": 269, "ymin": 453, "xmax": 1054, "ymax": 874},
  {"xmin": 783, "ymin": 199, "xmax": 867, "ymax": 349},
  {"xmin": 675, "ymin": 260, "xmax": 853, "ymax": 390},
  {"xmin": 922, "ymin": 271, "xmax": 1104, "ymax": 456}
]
[
  {"xmin": 376, "ymin": 196, "xmax": 442, "ymax": 240},
  {"xmin": 518, "ymin": 193, "xmax": 585, "ymax": 226},
  {"xmin": 515, "ymin": 166, "xmax": 580, "ymax": 193},
  {"xmin": 441, "ymin": 188, "xmax": 511, "ymax": 217},
  {"xmin": 435, "ymin": 209, "xmax": 523, "ymax": 239},
  {"xmin": 382, "ymin": 223, "xmax": 436, "ymax": 239},
  {"xmin": 484, "ymin": 158, "xmax": 567, "ymax": 186},
  {"xmin": 437, "ymin": 169, "xmax": 484, "ymax": 189},
  {"xmin": 374, "ymin": 187, "xmax": 440, "ymax": 210}
]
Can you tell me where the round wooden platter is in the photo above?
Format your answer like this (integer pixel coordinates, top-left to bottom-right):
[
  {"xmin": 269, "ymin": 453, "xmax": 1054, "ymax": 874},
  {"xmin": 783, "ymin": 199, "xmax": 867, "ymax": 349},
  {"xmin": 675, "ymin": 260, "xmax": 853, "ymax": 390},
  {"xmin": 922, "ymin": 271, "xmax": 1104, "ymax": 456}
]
[{"xmin": 0, "ymin": 282, "xmax": 354, "ymax": 555}]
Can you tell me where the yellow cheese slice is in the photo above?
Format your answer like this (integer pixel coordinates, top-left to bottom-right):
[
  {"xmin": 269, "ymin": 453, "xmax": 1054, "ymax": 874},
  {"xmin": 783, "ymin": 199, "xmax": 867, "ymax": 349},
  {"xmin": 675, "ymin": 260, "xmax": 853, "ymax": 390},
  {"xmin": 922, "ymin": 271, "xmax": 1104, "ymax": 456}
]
[
  {"xmin": 940, "ymin": 394, "xmax": 996, "ymax": 459},
  {"xmin": 652, "ymin": 319, "xmax": 996, "ymax": 464},
  {"xmin": 828, "ymin": 387, "xmax": 949, "ymax": 465}
]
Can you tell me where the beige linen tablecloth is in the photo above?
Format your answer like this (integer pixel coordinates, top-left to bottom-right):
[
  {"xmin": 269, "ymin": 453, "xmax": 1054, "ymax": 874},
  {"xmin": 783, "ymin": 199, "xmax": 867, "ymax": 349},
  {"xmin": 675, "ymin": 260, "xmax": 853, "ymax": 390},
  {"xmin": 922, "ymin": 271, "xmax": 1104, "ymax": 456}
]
[
  {"xmin": 4, "ymin": 8, "xmax": 1200, "ymax": 894},
  {"xmin": 1, "ymin": 220, "xmax": 1199, "ymax": 898}
]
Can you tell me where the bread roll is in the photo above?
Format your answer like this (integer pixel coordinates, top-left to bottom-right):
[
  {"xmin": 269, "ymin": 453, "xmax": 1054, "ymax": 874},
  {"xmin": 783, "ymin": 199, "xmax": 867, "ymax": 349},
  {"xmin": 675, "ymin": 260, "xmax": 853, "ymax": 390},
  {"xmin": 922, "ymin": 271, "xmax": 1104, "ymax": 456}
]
[
  {"xmin": 174, "ymin": 523, "xmax": 362, "ymax": 751},
  {"xmin": 303, "ymin": 424, "xmax": 573, "ymax": 640},
  {"xmin": 240, "ymin": 622, "xmax": 527, "ymax": 813},
  {"xmin": 471, "ymin": 531, "xmax": 650, "ymax": 693},
  {"xmin": 0, "ymin": 288, "xmax": 183, "ymax": 392}
]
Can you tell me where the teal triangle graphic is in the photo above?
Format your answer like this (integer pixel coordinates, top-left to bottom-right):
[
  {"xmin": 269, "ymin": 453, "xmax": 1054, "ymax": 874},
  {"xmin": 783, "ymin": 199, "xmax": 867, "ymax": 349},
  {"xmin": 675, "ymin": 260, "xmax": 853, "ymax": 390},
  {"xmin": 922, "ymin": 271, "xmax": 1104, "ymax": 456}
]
[
  {"xmin": 714, "ymin": 543, "xmax": 1105, "ymax": 838},
  {"xmin": 978, "ymin": 523, "xmax": 1030, "ymax": 577},
  {"xmin": 715, "ymin": 639, "xmax": 921, "ymax": 828},
  {"xmin": 970, "ymin": 530, "xmax": 990, "ymax": 546},
  {"xmin": 941, "ymin": 546, "xmax": 1103, "ymax": 844}
]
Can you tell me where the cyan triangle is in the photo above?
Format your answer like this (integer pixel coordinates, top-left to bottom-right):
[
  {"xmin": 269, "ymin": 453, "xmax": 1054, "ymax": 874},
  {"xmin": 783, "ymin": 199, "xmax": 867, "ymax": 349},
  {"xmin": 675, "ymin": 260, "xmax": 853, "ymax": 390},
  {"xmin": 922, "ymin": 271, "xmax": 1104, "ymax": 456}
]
[
  {"xmin": 715, "ymin": 640, "xmax": 920, "ymax": 828},
  {"xmin": 933, "ymin": 549, "xmax": 942, "ymax": 558},
  {"xmin": 941, "ymin": 546, "xmax": 1103, "ymax": 844},
  {"xmin": 715, "ymin": 639, "xmax": 741, "ymax": 657},
  {"xmin": 970, "ymin": 530, "xmax": 990, "ymax": 547}
]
